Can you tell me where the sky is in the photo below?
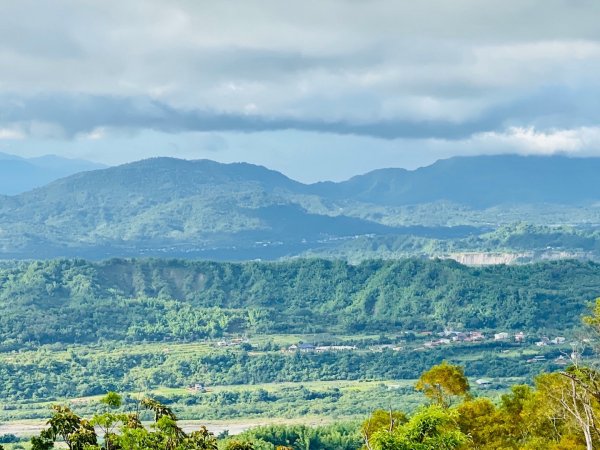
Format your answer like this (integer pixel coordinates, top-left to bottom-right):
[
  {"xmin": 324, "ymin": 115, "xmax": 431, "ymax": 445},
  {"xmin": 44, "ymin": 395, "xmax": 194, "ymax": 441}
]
[{"xmin": 1, "ymin": 0, "xmax": 600, "ymax": 182}]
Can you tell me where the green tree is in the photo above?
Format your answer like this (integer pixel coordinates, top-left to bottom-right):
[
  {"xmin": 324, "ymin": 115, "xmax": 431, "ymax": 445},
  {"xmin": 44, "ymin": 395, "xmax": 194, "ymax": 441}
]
[
  {"xmin": 91, "ymin": 392, "xmax": 126, "ymax": 450},
  {"xmin": 39, "ymin": 405, "xmax": 97, "ymax": 450},
  {"xmin": 415, "ymin": 361, "xmax": 470, "ymax": 408},
  {"xmin": 30, "ymin": 394, "xmax": 220, "ymax": 450},
  {"xmin": 224, "ymin": 439, "xmax": 255, "ymax": 450},
  {"xmin": 371, "ymin": 405, "xmax": 468, "ymax": 450},
  {"xmin": 361, "ymin": 409, "xmax": 408, "ymax": 446},
  {"xmin": 30, "ymin": 434, "xmax": 54, "ymax": 450},
  {"xmin": 535, "ymin": 371, "xmax": 600, "ymax": 450}
]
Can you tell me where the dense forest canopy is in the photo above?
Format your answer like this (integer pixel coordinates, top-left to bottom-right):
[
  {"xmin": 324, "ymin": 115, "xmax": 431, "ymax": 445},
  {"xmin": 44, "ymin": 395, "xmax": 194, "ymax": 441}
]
[{"xmin": 0, "ymin": 258, "xmax": 597, "ymax": 347}]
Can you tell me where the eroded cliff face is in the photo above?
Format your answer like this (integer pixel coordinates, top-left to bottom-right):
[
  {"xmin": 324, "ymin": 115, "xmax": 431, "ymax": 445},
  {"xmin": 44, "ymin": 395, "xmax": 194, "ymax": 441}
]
[
  {"xmin": 444, "ymin": 252, "xmax": 529, "ymax": 266},
  {"xmin": 442, "ymin": 251, "xmax": 593, "ymax": 266}
]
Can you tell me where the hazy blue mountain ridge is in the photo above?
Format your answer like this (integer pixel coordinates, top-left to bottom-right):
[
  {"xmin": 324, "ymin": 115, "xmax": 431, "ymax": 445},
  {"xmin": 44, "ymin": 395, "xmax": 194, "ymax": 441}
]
[
  {"xmin": 0, "ymin": 152, "xmax": 105, "ymax": 195},
  {"xmin": 314, "ymin": 155, "xmax": 600, "ymax": 207},
  {"xmin": 1, "ymin": 154, "xmax": 600, "ymax": 259}
]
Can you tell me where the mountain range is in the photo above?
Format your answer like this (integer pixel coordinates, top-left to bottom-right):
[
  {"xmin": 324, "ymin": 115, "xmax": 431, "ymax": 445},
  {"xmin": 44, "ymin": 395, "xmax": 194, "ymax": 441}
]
[
  {"xmin": 311, "ymin": 155, "xmax": 600, "ymax": 207},
  {"xmin": 1, "ymin": 154, "xmax": 600, "ymax": 260},
  {"xmin": 0, "ymin": 152, "xmax": 105, "ymax": 195}
]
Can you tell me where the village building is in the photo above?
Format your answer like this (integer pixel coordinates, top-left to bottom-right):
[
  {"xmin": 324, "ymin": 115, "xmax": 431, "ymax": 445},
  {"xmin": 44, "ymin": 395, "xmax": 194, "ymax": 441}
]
[
  {"xmin": 315, "ymin": 345, "xmax": 357, "ymax": 353},
  {"xmin": 554, "ymin": 355, "xmax": 569, "ymax": 366},
  {"xmin": 288, "ymin": 343, "xmax": 317, "ymax": 352},
  {"xmin": 494, "ymin": 332, "xmax": 509, "ymax": 341},
  {"xmin": 466, "ymin": 331, "xmax": 485, "ymax": 342},
  {"xmin": 535, "ymin": 337, "xmax": 550, "ymax": 346}
]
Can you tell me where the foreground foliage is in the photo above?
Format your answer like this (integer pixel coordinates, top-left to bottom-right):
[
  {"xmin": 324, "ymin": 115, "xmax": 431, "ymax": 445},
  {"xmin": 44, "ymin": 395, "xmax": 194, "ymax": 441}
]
[
  {"xmin": 25, "ymin": 298, "xmax": 600, "ymax": 450},
  {"xmin": 29, "ymin": 363, "xmax": 600, "ymax": 450}
]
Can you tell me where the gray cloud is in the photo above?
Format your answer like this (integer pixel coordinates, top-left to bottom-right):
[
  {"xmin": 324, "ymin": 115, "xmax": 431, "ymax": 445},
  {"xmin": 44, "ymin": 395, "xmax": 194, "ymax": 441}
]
[
  {"xmin": 2, "ymin": 85, "xmax": 600, "ymax": 141},
  {"xmin": 0, "ymin": 92, "xmax": 508, "ymax": 139},
  {"xmin": 2, "ymin": 0, "xmax": 600, "ymax": 172}
]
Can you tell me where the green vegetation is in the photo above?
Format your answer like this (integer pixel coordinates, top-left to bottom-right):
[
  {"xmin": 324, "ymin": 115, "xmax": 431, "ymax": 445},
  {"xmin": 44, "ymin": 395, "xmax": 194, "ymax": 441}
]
[
  {"xmin": 1, "ymin": 256, "xmax": 600, "ymax": 448},
  {"xmin": 1, "ymin": 258, "xmax": 598, "ymax": 349},
  {"xmin": 0, "ymin": 257, "xmax": 595, "ymax": 409},
  {"xmin": 0, "ymin": 336, "xmax": 550, "ymax": 407},
  {"xmin": 2, "ymin": 155, "xmax": 600, "ymax": 260},
  {"xmin": 302, "ymin": 223, "xmax": 600, "ymax": 263},
  {"xmin": 22, "ymin": 354, "xmax": 600, "ymax": 449}
]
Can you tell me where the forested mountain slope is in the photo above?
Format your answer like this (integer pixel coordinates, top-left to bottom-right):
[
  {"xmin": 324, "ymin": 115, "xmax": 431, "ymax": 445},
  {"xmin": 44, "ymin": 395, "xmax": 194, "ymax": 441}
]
[
  {"xmin": 0, "ymin": 258, "xmax": 597, "ymax": 348},
  {"xmin": 0, "ymin": 157, "xmax": 479, "ymax": 259},
  {"xmin": 311, "ymin": 155, "xmax": 600, "ymax": 207},
  {"xmin": 1, "ymin": 155, "xmax": 600, "ymax": 259}
]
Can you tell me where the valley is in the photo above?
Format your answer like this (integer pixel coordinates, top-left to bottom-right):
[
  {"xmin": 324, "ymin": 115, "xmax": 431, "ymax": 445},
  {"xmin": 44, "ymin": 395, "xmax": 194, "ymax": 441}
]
[{"xmin": 2, "ymin": 156, "xmax": 600, "ymax": 448}]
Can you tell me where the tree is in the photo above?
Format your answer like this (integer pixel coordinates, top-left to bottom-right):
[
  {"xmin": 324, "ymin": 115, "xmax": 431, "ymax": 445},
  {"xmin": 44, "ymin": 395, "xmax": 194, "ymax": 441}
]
[
  {"xmin": 91, "ymin": 392, "xmax": 126, "ymax": 450},
  {"xmin": 224, "ymin": 440, "xmax": 255, "ymax": 450},
  {"xmin": 455, "ymin": 398, "xmax": 499, "ymax": 449},
  {"xmin": 415, "ymin": 361, "xmax": 470, "ymax": 408},
  {"xmin": 535, "ymin": 371, "xmax": 600, "ymax": 450},
  {"xmin": 30, "ymin": 434, "xmax": 54, "ymax": 450},
  {"xmin": 39, "ymin": 405, "xmax": 97, "ymax": 450},
  {"xmin": 582, "ymin": 297, "xmax": 600, "ymax": 333},
  {"xmin": 361, "ymin": 409, "xmax": 408, "ymax": 448},
  {"xmin": 31, "ymin": 394, "xmax": 220, "ymax": 450},
  {"xmin": 370, "ymin": 405, "xmax": 468, "ymax": 450},
  {"xmin": 100, "ymin": 391, "xmax": 123, "ymax": 409},
  {"xmin": 141, "ymin": 396, "xmax": 178, "ymax": 422}
]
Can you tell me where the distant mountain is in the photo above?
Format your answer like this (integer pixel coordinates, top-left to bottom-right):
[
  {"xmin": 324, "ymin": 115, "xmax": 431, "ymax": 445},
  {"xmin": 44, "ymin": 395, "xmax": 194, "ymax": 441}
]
[
  {"xmin": 1, "ymin": 154, "xmax": 600, "ymax": 260},
  {"xmin": 310, "ymin": 155, "xmax": 600, "ymax": 207},
  {"xmin": 0, "ymin": 152, "xmax": 105, "ymax": 195},
  {"xmin": 0, "ymin": 157, "xmax": 430, "ymax": 259}
]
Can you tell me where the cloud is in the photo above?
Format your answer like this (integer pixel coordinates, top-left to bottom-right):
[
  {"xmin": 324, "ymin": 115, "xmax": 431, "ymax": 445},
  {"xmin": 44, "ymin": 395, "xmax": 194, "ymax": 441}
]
[
  {"xmin": 1, "ymin": 0, "xmax": 600, "ymax": 176},
  {"xmin": 1, "ymin": 92, "xmax": 501, "ymax": 140},
  {"xmin": 2, "ymin": 86, "xmax": 600, "ymax": 142},
  {"xmin": 0, "ymin": 128, "xmax": 24, "ymax": 140},
  {"xmin": 474, "ymin": 126, "xmax": 600, "ymax": 154}
]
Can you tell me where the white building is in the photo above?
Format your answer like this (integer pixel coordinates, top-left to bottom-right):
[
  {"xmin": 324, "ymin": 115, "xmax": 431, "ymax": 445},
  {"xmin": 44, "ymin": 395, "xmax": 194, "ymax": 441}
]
[{"xmin": 494, "ymin": 332, "xmax": 509, "ymax": 341}]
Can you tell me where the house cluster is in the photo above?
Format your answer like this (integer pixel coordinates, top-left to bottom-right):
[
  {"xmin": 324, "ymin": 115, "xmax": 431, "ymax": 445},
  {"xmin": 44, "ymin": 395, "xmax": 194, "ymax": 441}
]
[
  {"xmin": 526, "ymin": 351, "xmax": 578, "ymax": 365},
  {"xmin": 526, "ymin": 355, "xmax": 547, "ymax": 363},
  {"xmin": 216, "ymin": 337, "xmax": 250, "ymax": 347},
  {"xmin": 287, "ymin": 343, "xmax": 316, "ymax": 352},
  {"xmin": 422, "ymin": 331, "xmax": 569, "ymax": 347},
  {"xmin": 287, "ymin": 343, "xmax": 358, "ymax": 353},
  {"xmin": 534, "ymin": 336, "xmax": 566, "ymax": 347},
  {"xmin": 553, "ymin": 355, "xmax": 569, "ymax": 366},
  {"xmin": 188, "ymin": 383, "xmax": 207, "ymax": 393},
  {"xmin": 494, "ymin": 331, "xmax": 527, "ymax": 342},
  {"xmin": 374, "ymin": 344, "xmax": 403, "ymax": 352},
  {"xmin": 424, "ymin": 330, "xmax": 486, "ymax": 348}
]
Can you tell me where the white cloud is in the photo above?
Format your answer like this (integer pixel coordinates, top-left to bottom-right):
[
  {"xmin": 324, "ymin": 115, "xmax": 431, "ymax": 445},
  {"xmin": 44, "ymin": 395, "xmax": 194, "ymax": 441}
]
[
  {"xmin": 474, "ymin": 126, "xmax": 600, "ymax": 154},
  {"xmin": 0, "ymin": 128, "xmax": 24, "ymax": 139},
  {"xmin": 79, "ymin": 127, "xmax": 107, "ymax": 141}
]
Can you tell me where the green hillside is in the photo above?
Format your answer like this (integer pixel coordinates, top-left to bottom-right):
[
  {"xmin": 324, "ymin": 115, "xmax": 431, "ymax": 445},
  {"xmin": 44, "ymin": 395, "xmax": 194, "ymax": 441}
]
[
  {"xmin": 1, "ymin": 258, "xmax": 597, "ymax": 349},
  {"xmin": 2, "ymin": 155, "xmax": 600, "ymax": 260}
]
